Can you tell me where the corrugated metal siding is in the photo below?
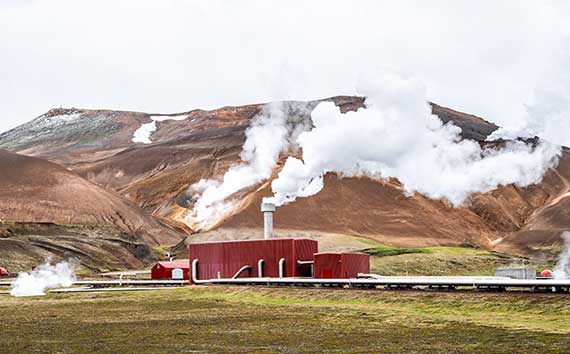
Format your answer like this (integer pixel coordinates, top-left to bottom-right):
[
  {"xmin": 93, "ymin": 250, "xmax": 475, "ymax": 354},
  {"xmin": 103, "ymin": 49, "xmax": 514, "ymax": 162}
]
[
  {"xmin": 293, "ymin": 239, "xmax": 319, "ymax": 277},
  {"xmin": 314, "ymin": 253, "xmax": 370, "ymax": 279},
  {"xmin": 189, "ymin": 239, "xmax": 318, "ymax": 283},
  {"xmin": 294, "ymin": 239, "xmax": 319, "ymax": 262},
  {"xmin": 341, "ymin": 253, "xmax": 370, "ymax": 278},
  {"xmin": 314, "ymin": 253, "xmax": 342, "ymax": 279}
]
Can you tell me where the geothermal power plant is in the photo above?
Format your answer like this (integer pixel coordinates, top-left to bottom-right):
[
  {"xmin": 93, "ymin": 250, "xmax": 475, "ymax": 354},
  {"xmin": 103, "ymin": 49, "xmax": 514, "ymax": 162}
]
[
  {"xmin": 2, "ymin": 202, "xmax": 570, "ymax": 295},
  {"xmin": 118, "ymin": 202, "xmax": 568, "ymax": 294},
  {"xmin": 188, "ymin": 202, "xmax": 370, "ymax": 284}
]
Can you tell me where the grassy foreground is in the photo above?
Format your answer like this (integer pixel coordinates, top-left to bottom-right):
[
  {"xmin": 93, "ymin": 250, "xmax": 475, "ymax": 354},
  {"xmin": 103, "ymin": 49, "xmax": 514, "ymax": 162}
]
[
  {"xmin": 365, "ymin": 245, "xmax": 538, "ymax": 276},
  {"xmin": 1, "ymin": 286, "xmax": 570, "ymax": 353}
]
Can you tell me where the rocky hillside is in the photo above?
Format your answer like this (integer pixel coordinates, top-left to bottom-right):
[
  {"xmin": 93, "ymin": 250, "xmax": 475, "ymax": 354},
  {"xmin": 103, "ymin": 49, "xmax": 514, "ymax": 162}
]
[
  {"xmin": 0, "ymin": 150, "xmax": 186, "ymax": 271},
  {"xmin": 1, "ymin": 96, "xmax": 569, "ymax": 267}
]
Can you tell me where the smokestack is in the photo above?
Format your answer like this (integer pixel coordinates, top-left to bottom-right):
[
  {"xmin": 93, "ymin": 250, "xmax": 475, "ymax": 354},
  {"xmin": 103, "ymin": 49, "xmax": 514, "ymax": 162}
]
[{"xmin": 261, "ymin": 202, "xmax": 276, "ymax": 240}]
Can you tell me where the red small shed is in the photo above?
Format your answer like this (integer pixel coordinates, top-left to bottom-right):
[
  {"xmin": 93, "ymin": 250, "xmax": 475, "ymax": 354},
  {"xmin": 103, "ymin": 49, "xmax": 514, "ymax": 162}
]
[
  {"xmin": 189, "ymin": 238, "xmax": 318, "ymax": 284},
  {"xmin": 151, "ymin": 261, "xmax": 190, "ymax": 280},
  {"xmin": 0, "ymin": 267, "xmax": 8, "ymax": 277},
  {"xmin": 313, "ymin": 252, "xmax": 370, "ymax": 279}
]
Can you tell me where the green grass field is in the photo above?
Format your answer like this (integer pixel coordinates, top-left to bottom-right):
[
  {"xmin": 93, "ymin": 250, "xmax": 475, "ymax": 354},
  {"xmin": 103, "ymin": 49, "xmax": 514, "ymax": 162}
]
[
  {"xmin": 362, "ymin": 245, "xmax": 547, "ymax": 276},
  {"xmin": 1, "ymin": 286, "xmax": 570, "ymax": 353}
]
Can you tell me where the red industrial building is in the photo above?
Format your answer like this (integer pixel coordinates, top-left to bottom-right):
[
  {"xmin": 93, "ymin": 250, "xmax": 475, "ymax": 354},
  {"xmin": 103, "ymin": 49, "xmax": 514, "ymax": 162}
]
[
  {"xmin": 314, "ymin": 253, "xmax": 370, "ymax": 279},
  {"xmin": 0, "ymin": 267, "xmax": 8, "ymax": 277},
  {"xmin": 187, "ymin": 202, "xmax": 371, "ymax": 284},
  {"xmin": 189, "ymin": 239, "xmax": 318, "ymax": 283},
  {"xmin": 151, "ymin": 261, "xmax": 190, "ymax": 280}
]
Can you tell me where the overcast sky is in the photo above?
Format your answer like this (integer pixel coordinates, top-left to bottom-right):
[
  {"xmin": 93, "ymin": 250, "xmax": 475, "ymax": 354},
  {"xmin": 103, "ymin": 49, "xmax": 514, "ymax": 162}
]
[{"xmin": 1, "ymin": 0, "xmax": 569, "ymax": 133}]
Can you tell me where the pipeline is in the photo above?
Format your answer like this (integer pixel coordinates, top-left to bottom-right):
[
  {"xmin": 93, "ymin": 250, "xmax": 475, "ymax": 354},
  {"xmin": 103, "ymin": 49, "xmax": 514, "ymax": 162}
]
[
  {"xmin": 278, "ymin": 258, "xmax": 286, "ymax": 278},
  {"xmin": 258, "ymin": 259, "xmax": 264, "ymax": 277},
  {"xmin": 191, "ymin": 259, "xmax": 210, "ymax": 284},
  {"xmin": 184, "ymin": 274, "xmax": 570, "ymax": 293},
  {"xmin": 232, "ymin": 265, "xmax": 252, "ymax": 279}
]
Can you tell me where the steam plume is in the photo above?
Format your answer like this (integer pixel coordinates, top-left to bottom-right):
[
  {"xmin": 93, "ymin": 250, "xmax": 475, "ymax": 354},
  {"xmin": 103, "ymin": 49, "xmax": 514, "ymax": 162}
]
[
  {"xmin": 264, "ymin": 73, "xmax": 561, "ymax": 207},
  {"xmin": 553, "ymin": 231, "xmax": 570, "ymax": 279},
  {"xmin": 185, "ymin": 103, "xmax": 290, "ymax": 230},
  {"xmin": 488, "ymin": 49, "xmax": 570, "ymax": 147},
  {"xmin": 10, "ymin": 259, "xmax": 76, "ymax": 297}
]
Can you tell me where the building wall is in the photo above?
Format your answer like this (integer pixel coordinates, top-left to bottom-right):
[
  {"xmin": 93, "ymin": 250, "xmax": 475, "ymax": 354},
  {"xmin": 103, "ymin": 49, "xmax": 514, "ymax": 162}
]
[
  {"xmin": 189, "ymin": 239, "xmax": 318, "ymax": 283},
  {"xmin": 151, "ymin": 262, "xmax": 190, "ymax": 280},
  {"xmin": 314, "ymin": 253, "xmax": 370, "ymax": 279},
  {"xmin": 495, "ymin": 267, "xmax": 536, "ymax": 280}
]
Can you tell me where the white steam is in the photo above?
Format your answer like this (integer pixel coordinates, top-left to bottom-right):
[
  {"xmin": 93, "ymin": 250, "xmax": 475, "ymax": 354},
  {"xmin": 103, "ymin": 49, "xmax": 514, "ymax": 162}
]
[
  {"xmin": 264, "ymin": 73, "xmax": 561, "ymax": 207},
  {"xmin": 185, "ymin": 103, "xmax": 290, "ymax": 230},
  {"xmin": 488, "ymin": 49, "xmax": 570, "ymax": 147},
  {"xmin": 10, "ymin": 260, "xmax": 76, "ymax": 297},
  {"xmin": 553, "ymin": 231, "xmax": 570, "ymax": 279}
]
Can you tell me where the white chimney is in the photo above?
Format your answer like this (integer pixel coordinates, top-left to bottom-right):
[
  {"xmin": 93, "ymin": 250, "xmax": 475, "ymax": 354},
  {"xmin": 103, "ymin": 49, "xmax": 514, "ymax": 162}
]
[{"xmin": 261, "ymin": 202, "xmax": 276, "ymax": 240}]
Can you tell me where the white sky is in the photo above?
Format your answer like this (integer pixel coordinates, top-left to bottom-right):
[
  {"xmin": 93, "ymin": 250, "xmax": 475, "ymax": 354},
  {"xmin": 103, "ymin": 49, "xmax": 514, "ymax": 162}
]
[{"xmin": 1, "ymin": 0, "xmax": 569, "ymax": 133}]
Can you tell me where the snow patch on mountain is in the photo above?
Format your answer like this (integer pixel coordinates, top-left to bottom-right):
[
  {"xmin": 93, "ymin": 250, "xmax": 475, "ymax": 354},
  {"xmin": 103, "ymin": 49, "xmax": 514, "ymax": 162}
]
[
  {"xmin": 45, "ymin": 112, "xmax": 83, "ymax": 124},
  {"xmin": 132, "ymin": 114, "xmax": 188, "ymax": 144},
  {"xmin": 132, "ymin": 121, "xmax": 158, "ymax": 144}
]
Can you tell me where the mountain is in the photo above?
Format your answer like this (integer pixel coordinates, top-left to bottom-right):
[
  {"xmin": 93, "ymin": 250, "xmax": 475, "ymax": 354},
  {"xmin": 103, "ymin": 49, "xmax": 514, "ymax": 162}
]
[
  {"xmin": 1, "ymin": 96, "xmax": 569, "ymax": 270},
  {"xmin": 0, "ymin": 149, "xmax": 186, "ymax": 271}
]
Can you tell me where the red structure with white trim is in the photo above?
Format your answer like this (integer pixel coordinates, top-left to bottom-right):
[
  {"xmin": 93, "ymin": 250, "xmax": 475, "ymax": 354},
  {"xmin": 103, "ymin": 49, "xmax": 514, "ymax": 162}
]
[
  {"xmin": 189, "ymin": 239, "xmax": 317, "ymax": 284},
  {"xmin": 313, "ymin": 252, "xmax": 370, "ymax": 279},
  {"xmin": 188, "ymin": 202, "xmax": 370, "ymax": 284},
  {"xmin": 151, "ymin": 261, "xmax": 190, "ymax": 280}
]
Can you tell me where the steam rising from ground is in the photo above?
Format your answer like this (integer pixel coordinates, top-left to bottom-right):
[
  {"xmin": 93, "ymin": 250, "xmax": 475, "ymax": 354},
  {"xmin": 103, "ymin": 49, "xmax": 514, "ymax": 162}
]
[
  {"xmin": 10, "ymin": 259, "xmax": 76, "ymax": 297},
  {"xmin": 554, "ymin": 232, "xmax": 570, "ymax": 279},
  {"xmin": 264, "ymin": 74, "xmax": 561, "ymax": 207},
  {"xmin": 186, "ymin": 103, "xmax": 290, "ymax": 230}
]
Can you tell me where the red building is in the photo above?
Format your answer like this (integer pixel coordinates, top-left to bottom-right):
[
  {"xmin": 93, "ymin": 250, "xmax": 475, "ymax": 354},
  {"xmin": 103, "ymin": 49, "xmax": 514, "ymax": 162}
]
[
  {"xmin": 313, "ymin": 252, "xmax": 370, "ymax": 279},
  {"xmin": 0, "ymin": 267, "xmax": 8, "ymax": 277},
  {"xmin": 189, "ymin": 239, "xmax": 318, "ymax": 283},
  {"xmin": 151, "ymin": 261, "xmax": 190, "ymax": 280}
]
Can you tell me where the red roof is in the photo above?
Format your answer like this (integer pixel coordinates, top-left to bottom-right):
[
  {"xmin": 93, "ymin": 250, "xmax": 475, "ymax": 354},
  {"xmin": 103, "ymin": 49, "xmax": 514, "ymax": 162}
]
[
  {"xmin": 155, "ymin": 261, "xmax": 189, "ymax": 269},
  {"xmin": 540, "ymin": 269, "xmax": 553, "ymax": 277},
  {"xmin": 0, "ymin": 267, "xmax": 8, "ymax": 276}
]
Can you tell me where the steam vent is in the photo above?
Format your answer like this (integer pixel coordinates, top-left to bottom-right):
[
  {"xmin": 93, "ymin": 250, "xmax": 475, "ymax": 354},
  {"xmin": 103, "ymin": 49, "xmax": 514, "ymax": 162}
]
[{"xmin": 261, "ymin": 202, "xmax": 276, "ymax": 240}]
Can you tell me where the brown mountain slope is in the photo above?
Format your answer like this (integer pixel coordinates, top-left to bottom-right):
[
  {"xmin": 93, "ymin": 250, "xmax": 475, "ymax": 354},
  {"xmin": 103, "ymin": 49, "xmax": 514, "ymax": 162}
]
[
  {"xmin": 189, "ymin": 149, "xmax": 570, "ymax": 258},
  {"xmin": 0, "ymin": 149, "xmax": 182, "ymax": 245},
  {"xmin": 221, "ymin": 174, "xmax": 496, "ymax": 248},
  {"xmin": 0, "ymin": 97, "xmax": 568, "ymax": 261},
  {"xmin": 0, "ymin": 149, "xmax": 186, "ymax": 271}
]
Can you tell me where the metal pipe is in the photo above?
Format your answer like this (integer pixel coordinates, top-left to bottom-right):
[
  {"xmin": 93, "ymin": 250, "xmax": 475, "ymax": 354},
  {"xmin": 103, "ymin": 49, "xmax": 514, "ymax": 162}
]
[
  {"xmin": 191, "ymin": 259, "xmax": 209, "ymax": 284},
  {"xmin": 49, "ymin": 287, "xmax": 177, "ymax": 294},
  {"xmin": 232, "ymin": 265, "xmax": 252, "ymax": 279},
  {"xmin": 261, "ymin": 202, "xmax": 276, "ymax": 240},
  {"xmin": 258, "ymin": 259, "xmax": 264, "ymax": 277},
  {"xmin": 0, "ymin": 279, "xmax": 186, "ymax": 287},
  {"xmin": 187, "ymin": 275, "xmax": 570, "ymax": 289},
  {"xmin": 278, "ymin": 258, "xmax": 286, "ymax": 278}
]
